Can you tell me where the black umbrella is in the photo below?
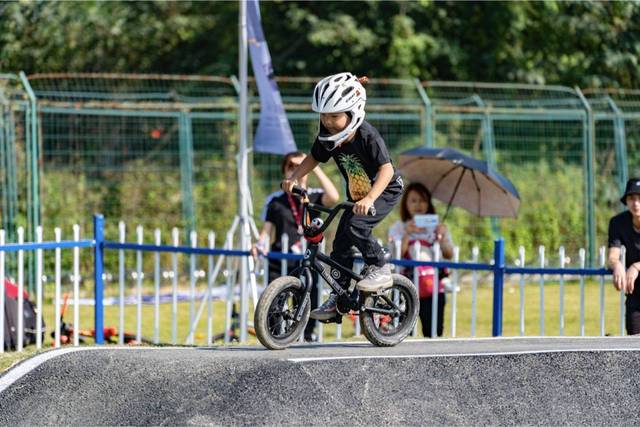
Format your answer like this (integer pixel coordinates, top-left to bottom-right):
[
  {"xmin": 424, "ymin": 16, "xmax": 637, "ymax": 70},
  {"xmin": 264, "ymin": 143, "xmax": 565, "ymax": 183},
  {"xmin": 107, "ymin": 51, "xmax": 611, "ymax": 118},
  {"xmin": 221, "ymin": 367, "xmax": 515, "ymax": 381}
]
[{"xmin": 398, "ymin": 147, "xmax": 520, "ymax": 219}]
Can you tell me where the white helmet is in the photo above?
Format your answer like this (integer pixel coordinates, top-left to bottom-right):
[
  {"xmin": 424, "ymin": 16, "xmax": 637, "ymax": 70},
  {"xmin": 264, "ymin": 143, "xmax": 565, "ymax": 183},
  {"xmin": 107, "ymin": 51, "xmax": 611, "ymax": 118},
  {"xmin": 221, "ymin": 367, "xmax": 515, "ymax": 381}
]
[{"xmin": 312, "ymin": 72, "xmax": 367, "ymax": 150}]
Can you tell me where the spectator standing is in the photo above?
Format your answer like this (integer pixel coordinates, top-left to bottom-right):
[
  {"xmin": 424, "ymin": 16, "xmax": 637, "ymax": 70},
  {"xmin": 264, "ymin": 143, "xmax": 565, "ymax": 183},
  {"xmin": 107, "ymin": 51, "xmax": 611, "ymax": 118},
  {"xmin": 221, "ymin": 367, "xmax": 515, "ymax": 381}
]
[
  {"xmin": 252, "ymin": 151, "xmax": 339, "ymax": 341},
  {"xmin": 388, "ymin": 182, "xmax": 454, "ymax": 337},
  {"xmin": 608, "ymin": 177, "xmax": 640, "ymax": 335}
]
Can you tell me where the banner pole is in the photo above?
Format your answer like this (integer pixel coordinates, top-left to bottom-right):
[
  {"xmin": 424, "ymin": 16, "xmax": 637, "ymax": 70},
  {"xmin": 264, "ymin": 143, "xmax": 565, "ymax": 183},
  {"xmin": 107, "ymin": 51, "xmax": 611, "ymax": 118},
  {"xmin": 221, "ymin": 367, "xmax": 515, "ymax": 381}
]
[{"xmin": 238, "ymin": 0, "xmax": 250, "ymax": 342}]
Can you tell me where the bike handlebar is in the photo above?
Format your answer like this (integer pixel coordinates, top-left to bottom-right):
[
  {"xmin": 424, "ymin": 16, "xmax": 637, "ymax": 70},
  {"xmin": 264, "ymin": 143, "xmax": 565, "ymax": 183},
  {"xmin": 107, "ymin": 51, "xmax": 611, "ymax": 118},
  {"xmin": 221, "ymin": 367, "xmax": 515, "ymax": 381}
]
[
  {"xmin": 288, "ymin": 184, "xmax": 376, "ymax": 217},
  {"xmin": 290, "ymin": 185, "xmax": 306, "ymax": 196}
]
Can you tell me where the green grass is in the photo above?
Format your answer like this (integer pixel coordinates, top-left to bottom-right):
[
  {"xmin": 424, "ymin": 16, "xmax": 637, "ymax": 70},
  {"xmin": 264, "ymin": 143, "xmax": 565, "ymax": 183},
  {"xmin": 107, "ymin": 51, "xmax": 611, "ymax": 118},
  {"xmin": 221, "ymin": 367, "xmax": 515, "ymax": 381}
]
[
  {"xmin": 0, "ymin": 347, "xmax": 42, "ymax": 373},
  {"xmin": 443, "ymin": 276, "xmax": 624, "ymax": 337},
  {"xmin": 0, "ymin": 276, "xmax": 625, "ymax": 373}
]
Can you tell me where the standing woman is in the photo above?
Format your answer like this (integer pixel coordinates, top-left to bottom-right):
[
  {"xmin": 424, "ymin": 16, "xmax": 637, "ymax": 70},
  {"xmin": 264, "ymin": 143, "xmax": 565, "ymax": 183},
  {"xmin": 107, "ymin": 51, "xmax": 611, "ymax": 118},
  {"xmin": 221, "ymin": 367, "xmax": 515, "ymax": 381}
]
[
  {"xmin": 388, "ymin": 182, "xmax": 454, "ymax": 337},
  {"xmin": 252, "ymin": 151, "xmax": 339, "ymax": 341}
]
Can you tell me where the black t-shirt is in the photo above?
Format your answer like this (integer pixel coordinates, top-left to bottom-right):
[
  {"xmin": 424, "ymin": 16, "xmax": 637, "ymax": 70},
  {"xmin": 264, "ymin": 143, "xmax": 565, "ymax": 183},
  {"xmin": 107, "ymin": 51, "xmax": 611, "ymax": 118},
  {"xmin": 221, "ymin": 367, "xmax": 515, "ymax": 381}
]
[
  {"xmin": 311, "ymin": 121, "xmax": 403, "ymax": 202},
  {"xmin": 609, "ymin": 211, "xmax": 640, "ymax": 268},
  {"xmin": 261, "ymin": 188, "xmax": 324, "ymax": 253}
]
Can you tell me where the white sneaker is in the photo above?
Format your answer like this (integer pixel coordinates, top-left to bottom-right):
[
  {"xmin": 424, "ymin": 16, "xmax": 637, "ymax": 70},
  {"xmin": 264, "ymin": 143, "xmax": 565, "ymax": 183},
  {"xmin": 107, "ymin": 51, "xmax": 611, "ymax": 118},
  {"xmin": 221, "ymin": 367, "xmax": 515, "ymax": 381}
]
[{"xmin": 357, "ymin": 264, "xmax": 393, "ymax": 292}]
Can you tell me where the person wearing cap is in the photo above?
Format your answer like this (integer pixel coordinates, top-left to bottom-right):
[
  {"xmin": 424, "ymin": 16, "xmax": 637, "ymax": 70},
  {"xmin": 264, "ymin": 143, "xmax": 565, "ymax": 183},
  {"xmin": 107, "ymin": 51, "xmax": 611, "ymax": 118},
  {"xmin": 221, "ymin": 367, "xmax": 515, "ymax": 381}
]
[{"xmin": 608, "ymin": 177, "xmax": 640, "ymax": 334}]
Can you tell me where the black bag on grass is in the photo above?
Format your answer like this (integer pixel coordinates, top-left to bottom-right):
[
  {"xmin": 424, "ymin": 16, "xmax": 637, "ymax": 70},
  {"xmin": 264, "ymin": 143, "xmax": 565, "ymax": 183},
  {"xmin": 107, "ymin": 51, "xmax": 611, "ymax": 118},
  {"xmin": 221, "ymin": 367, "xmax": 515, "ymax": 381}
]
[{"xmin": 3, "ymin": 279, "xmax": 45, "ymax": 351}]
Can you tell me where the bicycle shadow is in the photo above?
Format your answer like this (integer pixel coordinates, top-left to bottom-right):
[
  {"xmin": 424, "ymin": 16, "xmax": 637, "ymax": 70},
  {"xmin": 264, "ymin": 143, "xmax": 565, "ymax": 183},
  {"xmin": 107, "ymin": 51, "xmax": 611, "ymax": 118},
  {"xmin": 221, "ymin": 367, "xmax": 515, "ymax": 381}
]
[{"xmin": 194, "ymin": 341, "xmax": 374, "ymax": 352}]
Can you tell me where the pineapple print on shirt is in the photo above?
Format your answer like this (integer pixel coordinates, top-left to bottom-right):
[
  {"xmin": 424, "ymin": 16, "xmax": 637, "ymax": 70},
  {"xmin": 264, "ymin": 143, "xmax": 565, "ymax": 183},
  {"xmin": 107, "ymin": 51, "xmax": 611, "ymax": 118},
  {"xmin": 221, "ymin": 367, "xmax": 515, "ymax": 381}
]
[{"xmin": 338, "ymin": 154, "xmax": 372, "ymax": 201}]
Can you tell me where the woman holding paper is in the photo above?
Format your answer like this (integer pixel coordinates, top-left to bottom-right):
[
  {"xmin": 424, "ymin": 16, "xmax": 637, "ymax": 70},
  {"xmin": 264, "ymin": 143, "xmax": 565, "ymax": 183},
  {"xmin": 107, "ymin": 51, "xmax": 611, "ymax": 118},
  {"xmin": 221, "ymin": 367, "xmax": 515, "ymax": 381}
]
[{"xmin": 388, "ymin": 182, "xmax": 454, "ymax": 337}]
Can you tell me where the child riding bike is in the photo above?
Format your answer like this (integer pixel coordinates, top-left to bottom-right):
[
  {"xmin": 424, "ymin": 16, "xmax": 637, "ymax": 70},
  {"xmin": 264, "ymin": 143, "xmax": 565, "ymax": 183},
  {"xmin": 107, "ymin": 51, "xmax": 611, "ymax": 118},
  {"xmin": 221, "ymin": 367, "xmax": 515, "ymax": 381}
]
[{"xmin": 281, "ymin": 72, "xmax": 404, "ymax": 322}]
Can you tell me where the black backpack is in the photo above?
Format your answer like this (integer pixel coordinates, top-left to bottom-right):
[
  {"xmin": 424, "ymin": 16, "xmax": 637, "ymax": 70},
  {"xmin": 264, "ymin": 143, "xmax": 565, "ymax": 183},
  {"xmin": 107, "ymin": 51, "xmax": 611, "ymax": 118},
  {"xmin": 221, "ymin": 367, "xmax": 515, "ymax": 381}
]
[{"xmin": 3, "ymin": 279, "xmax": 46, "ymax": 351}]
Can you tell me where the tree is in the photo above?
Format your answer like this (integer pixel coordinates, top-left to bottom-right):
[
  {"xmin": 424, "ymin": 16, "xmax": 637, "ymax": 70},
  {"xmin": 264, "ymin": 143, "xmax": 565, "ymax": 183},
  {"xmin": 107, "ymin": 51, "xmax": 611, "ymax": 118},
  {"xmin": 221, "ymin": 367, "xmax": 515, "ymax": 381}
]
[{"xmin": 1, "ymin": 1, "xmax": 638, "ymax": 87}]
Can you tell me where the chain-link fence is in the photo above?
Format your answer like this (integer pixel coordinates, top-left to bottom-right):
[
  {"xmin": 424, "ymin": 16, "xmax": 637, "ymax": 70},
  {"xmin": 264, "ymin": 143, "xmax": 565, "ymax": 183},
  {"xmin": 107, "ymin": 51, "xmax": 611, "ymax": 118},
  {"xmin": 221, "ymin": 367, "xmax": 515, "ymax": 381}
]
[
  {"xmin": 0, "ymin": 73, "xmax": 636, "ymax": 270},
  {"xmin": 261, "ymin": 78, "xmax": 599, "ymax": 265},
  {"xmin": 423, "ymin": 82, "xmax": 593, "ymax": 263},
  {"xmin": 0, "ymin": 74, "xmax": 24, "ymax": 241},
  {"xmin": 24, "ymin": 73, "xmax": 239, "ymax": 242},
  {"xmin": 585, "ymin": 89, "xmax": 640, "ymax": 249}
]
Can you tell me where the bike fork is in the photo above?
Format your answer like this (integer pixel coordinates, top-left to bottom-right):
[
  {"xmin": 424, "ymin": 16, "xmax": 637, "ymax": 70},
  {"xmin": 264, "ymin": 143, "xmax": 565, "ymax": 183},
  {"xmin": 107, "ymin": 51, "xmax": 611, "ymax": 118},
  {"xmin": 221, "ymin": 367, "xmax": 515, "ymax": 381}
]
[{"xmin": 293, "ymin": 266, "xmax": 313, "ymax": 321}]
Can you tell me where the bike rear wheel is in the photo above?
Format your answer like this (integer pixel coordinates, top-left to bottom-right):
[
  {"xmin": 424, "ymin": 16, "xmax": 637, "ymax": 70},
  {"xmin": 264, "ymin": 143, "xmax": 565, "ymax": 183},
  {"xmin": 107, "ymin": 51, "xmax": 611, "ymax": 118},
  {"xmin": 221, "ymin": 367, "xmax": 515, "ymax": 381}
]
[
  {"xmin": 360, "ymin": 274, "xmax": 418, "ymax": 347},
  {"xmin": 255, "ymin": 276, "xmax": 310, "ymax": 350}
]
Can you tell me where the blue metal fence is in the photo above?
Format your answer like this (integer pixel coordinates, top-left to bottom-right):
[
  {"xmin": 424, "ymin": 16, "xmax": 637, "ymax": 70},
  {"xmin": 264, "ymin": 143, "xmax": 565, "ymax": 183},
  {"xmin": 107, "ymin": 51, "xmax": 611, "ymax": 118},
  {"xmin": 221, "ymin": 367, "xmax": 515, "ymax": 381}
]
[{"xmin": 0, "ymin": 214, "xmax": 622, "ymax": 352}]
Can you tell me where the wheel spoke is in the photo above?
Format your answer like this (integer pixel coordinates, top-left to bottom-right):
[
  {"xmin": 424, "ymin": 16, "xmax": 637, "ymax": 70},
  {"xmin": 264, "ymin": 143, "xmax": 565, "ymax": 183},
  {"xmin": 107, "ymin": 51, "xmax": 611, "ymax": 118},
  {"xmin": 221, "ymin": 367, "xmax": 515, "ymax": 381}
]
[
  {"xmin": 266, "ymin": 288, "xmax": 302, "ymax": 339},
  {"xmin": 367, "ymin": 286, "xmax": 412, "ymax": 336}
]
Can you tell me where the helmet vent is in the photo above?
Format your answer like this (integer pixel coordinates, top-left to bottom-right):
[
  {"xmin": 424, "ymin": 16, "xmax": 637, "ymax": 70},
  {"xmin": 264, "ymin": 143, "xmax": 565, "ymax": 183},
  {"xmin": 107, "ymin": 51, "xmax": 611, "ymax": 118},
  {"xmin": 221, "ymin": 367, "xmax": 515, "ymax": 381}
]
[
  {"xmin": 320, "ymin": 82, "xmax": 330, "ymax": 101},
  {"xmin": 324, "ymin": 87, "xmax": 338, "ymax": 108}
]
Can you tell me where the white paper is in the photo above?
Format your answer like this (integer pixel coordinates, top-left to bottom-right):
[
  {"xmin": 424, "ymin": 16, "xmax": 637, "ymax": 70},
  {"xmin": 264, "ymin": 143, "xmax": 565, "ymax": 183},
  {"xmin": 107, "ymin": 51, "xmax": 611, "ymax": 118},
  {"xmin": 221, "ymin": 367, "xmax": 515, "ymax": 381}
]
[{"xmin": 414, "ymin": 214, "xmax": 438, "ymax": 231}]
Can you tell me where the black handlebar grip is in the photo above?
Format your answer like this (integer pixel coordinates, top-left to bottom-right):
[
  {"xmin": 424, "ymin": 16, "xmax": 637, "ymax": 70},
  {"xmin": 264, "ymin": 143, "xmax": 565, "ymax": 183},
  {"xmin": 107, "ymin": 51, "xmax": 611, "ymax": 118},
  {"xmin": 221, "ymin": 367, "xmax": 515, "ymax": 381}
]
[
  {"xmin": 291, "ymin": 185, "xmax": 306, "ymax": 196},
  {"xmin": 280, "ymin": 182, "xmax": 306, "ymax": 196}
]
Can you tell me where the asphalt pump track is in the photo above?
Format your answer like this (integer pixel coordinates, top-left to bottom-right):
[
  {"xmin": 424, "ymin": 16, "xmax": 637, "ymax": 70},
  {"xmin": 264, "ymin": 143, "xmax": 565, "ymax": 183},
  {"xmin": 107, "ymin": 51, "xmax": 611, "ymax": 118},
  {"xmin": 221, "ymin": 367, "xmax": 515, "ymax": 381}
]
[{"xmin": 1, "ymin": 337, "xmax": 639, "ymax": 426}]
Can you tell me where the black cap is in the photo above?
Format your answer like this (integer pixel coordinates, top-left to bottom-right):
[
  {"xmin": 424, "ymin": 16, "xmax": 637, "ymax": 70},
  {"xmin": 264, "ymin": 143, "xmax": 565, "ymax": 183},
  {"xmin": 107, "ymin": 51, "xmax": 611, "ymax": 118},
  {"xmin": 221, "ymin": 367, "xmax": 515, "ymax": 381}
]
[{"xmin": 621, "ymin": 178, "xmax": 640, "ymax": 204}]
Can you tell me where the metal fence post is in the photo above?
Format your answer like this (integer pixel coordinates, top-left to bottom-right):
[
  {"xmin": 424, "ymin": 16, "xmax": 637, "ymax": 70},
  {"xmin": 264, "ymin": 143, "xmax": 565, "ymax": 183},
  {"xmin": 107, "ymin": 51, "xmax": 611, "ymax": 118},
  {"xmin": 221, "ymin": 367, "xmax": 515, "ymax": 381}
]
[
  {"xmin": 0, "ymin": 230, "xmax": 4, "ymax": 353},
  {"xmin": 414, "ymin": 79, "xmax": 434, "ymax": 147},
  {"xmin": 94, "ymin": 214, "xmax": 105, "ymax": 344},
  {"xmin": 179, "ymin": 112, "xmax": 196, "ymax": 233},
  {"xmin": 492, "ymin": 239, "xmax": 505, "ymax": 337},
  {"xmin": 606, "ymin": 96, "xmax": 628, "ymax": 197},
  {"xmin": 18, "ymin": 71, "xmax": 39, "ymax": 295},
  {"xmin": 575, "ymin": 87, "xmax": 596, "ymax": 266},
  {"xmin": 1, "ymin": 100, "xmax": 19, "ymax": 247},
  {"xmin": 475, "ymin": 95, "xmax": 501, "ymax": 239}
]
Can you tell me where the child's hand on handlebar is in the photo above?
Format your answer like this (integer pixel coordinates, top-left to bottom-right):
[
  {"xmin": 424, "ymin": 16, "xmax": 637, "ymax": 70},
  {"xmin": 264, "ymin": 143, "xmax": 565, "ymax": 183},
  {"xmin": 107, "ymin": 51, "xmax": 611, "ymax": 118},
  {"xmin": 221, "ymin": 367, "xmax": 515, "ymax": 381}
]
[
  {"xmin": 281, "ymin": 178, "xmax": 297, "ymax": 193},
  {"xmin": 353, "ymin": 196, "xmax": 374, "ymax": 216}
]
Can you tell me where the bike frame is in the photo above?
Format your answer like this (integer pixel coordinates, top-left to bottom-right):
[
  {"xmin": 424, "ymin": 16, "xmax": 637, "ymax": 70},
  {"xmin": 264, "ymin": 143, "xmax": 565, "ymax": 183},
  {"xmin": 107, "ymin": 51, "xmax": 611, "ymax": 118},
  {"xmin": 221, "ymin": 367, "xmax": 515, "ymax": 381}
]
[
  {"xmin": 289, "ymin": 189, "xmax": 399, "ymax": 322},
  {"xmin": 288, "ymin": 201, "xmax": 360, "ymax": 321}
]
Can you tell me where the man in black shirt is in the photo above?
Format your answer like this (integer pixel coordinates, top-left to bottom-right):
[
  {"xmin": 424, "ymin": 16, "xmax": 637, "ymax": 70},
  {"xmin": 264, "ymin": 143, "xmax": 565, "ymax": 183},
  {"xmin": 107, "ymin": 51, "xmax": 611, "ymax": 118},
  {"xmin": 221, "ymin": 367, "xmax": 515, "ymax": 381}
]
[
  {"xmin": 252, "ymin": 151, "xmax": 339, "ymax": 340},
  {"xmin": 608, "ymin": 177, "xmax": 640, "ymax": 334}
]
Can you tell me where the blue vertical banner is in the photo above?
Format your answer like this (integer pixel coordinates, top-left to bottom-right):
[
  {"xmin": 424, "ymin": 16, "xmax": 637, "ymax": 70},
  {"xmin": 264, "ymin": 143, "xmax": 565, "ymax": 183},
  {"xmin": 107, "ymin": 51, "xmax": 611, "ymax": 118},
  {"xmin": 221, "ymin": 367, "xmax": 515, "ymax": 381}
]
[{"xmin": 247, "ymin": 0, "xmax": 297, "ymax": 155}]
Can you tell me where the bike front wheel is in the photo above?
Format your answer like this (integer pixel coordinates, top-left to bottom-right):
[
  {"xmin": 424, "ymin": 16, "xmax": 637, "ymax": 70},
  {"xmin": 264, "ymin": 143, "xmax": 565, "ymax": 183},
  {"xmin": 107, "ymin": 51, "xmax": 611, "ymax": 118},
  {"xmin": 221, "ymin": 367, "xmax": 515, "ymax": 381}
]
[
  {"xmin": 254, "ymin": 276, "xmax": 310, "ymax": 350},
  {"xmin": 359, "ymin": 274, "xmax": 419, "ymax": 347}
]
